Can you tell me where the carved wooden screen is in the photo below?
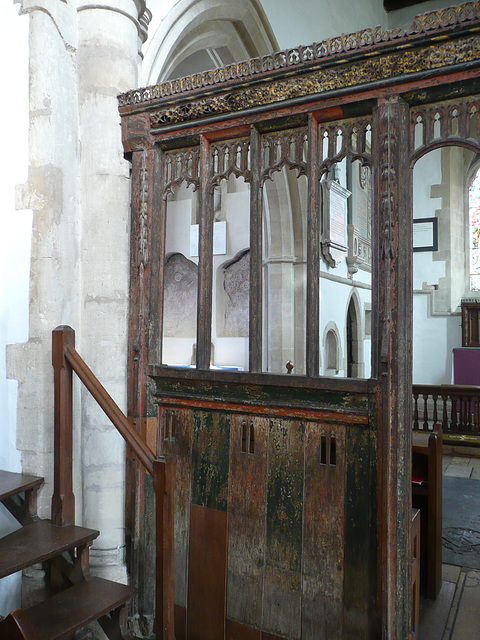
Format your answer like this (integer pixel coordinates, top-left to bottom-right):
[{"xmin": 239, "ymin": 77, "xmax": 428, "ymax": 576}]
[{"xmin": 119, "ymin": 4, "xmax": 480, "ymax": 640}]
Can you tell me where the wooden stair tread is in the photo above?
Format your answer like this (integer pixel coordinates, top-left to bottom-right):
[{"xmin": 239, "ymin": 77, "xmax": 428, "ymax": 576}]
[
  {"xmin": 0, "ymin": 520, "xmax": 99, "ymax": 579},
  {"xmin": 0, "ymin": 470, "xmax": 44, "ymax": 502},
  {"xmin": 25, "ymin": 577, "xmax": 136, "ymax": 640}
]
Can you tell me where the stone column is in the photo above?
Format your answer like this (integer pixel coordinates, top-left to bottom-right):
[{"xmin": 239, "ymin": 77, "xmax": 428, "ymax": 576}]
[
  {"xmin": 9, "ymin": 0, "xmax": 80, "ymax": 518},
  {"xmin": 75, "ymin": 0, "xmax": 149, "ymax": 582},
  {"xmin": 7, "ymin": 0, "xmax": 80, "ymax": 607}
]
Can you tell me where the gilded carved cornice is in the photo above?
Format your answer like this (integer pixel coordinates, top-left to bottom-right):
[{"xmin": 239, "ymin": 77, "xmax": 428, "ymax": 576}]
[{"xmin": 118, "ymin": 2, "xmax": 480, "ymax": 126}]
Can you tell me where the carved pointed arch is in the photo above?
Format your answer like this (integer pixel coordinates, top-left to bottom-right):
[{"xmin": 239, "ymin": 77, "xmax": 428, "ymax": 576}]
[{"xmin": 142, "ymin": 0, "xmax": 278, "ymax": 86}]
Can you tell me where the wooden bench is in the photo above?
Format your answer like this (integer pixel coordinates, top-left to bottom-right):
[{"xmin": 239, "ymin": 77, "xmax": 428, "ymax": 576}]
[{"xmin": 412, "ymin": 426, "xmax": 442, "ymax": 599}]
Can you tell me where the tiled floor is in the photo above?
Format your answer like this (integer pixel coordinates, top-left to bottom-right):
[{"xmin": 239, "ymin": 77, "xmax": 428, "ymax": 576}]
[
  {"xmin": 420, "ymin": 454, "xmax": 480, "ymax": 640},
  {"xmin": 443, "ymin": 455, "xmax": 480, "ymax": 480}
]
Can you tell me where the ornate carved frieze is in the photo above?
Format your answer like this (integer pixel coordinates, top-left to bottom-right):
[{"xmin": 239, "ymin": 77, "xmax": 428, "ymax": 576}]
[
  {"xmin": 138, "ymin": 149, "xmax": 149, "ymax": 268},
  {"xmin": 378, "ymin": 100, "xmax": 403, "ymax": 365},
  {"xmin": 140, "ymin": 35, "xmax": 480, "ymax": 127},
  {"xmin": 118, "ymin": 2, "xmax": 480, "ymax": 111}
]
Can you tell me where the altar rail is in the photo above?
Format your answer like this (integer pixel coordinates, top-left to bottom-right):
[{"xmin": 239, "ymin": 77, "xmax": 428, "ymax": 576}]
[{"xmin": 412, "ymin": 384, "xmax": 480, "ymax": 436}]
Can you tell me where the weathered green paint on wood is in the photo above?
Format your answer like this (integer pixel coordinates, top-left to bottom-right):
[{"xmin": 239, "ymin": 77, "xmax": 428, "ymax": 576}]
[
  {"xmin": 192, "ymin": 410, "xmax": 230, "ymax": 511},
  {"xmin": 266, "ymin": 419, "xmax": 304, "ymax": 573},
  {"xmin": 302, "ymin": 422, "xmax": 346, "ymax": 640},
  {"xmin": 343, "ymin": 425, "xmax": 377, "ymax": 639},
  {"xmin": 149, "ymin": 370, "xmax": 371, "ymax": 419},
  {"xmin": 262, "ymin": 566, "xmax": 302, "ymax": 639},
  {"xmin": 160, "ymin": 408, "xmax": 193, "ymax": 608},
  {"xmin": 227, "ymin": 415, "xmax": 268, "ymax": 628}
]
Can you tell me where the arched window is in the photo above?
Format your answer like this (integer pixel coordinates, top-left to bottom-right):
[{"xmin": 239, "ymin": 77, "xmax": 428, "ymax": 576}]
[
  {"xmin": 326, "ymin": 330, "xmax": 339, "ymax": 374},
  {"xmin": 469, "ymin": 167, "xmax": 480, "ymax": 290},
  {"xmin": 346, "ymin": 292, "xmax": 364, "ymax": 378}
]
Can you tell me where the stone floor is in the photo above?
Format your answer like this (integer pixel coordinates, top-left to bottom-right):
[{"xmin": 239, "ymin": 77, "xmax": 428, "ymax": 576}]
[
  {"xmin": 419, "ymin": 454, "xmax": 480, "ymax": 640},
  {"xmin": 443, "ymin": 455, "xmax": 480, "ymax": 480}
]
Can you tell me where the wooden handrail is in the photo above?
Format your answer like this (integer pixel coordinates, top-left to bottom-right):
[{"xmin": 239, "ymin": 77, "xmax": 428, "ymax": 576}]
[
  {"xmin": 64, "ymin": 343, "xmax": 155, "ymax": 476},
  {"xmin": 51, "ymin": 325, "xmax": 175, "ymax": 639}
]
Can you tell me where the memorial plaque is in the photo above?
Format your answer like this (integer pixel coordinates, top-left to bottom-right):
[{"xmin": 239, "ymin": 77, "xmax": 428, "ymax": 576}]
[{"xmin": 321, "ymin": 180, "xmax": 351, "ymax": 268}]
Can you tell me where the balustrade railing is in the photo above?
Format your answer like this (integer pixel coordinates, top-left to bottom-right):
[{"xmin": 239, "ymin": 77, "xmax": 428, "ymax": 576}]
[
  {"xmin": 52, "ymin": 326, "xmax": 175, "ymax": 639},
  {"xmin": 412, "ymin": 384, "xmax": 480, "ymax": 436}
]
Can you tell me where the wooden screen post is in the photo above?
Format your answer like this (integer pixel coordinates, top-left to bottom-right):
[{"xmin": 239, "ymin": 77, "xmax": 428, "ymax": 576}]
[
  {"xmin": 374, "ymin": 97, "xmax": 412, "ymax": 640},
  {"xmin": 154, "ymin": 457, "xmax": 176, "ymax": 640},
  {"xmin": 51, "ymin": 326, "xmax": 75, "ymax": 526}
]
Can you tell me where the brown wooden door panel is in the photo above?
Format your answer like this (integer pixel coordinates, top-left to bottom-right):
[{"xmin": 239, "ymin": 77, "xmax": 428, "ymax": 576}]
[{"xmin": 188, "ymin": 504, "xmax": 228, "ymax": 640}]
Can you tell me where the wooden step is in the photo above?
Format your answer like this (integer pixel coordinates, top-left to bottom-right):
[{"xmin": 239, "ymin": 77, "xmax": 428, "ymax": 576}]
[
  {"xmin": 0, "ymin": 470, "xmax": 43, "ymax": 502},
  {"xmin": 0, "ymin": 520, "xmax": 99, "ymax": 579},
  {"xmin": 25, "ymin": 577, "xmax": 136, "ymax": 640}
]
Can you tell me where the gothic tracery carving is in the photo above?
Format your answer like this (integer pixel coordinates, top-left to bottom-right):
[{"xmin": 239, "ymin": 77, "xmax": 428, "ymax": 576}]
[
  {"xmin": 261, "ymin": 128, "xmax": 308, "ymax": 183},
  {"xmin": 163, "ymin": 147, "xmax": 200, "ymax": 199},
  {"xmin": 411, "ymin": 95, "xmax": 480, "ymax": 159},
  {"xmin": 210, "ymin": 138, "xmax": 251, "ymax": 189}
]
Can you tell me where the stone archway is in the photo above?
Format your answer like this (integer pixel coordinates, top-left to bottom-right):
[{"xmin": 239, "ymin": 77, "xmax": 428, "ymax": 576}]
[{"xmin": 142, "ymin": 0, "xmax": 278, "ymax": 85}]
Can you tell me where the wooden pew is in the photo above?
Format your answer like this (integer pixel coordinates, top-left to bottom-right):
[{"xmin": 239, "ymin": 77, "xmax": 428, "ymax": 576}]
[
  {"xmin": 411, "ymin": 508, "xmax": 420, "ymax": 639},
  {"xmin": 412, "ymin": 425, "xmax": 442, "ymax": 599}
]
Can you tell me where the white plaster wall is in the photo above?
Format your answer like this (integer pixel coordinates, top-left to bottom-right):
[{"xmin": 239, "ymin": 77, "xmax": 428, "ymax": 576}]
[
  {"xmin": 260, "ymin": 0, "xmax": 386, "ymax": 49},
  {"xmin": 0, "ymin": 1, "xmax": 30, "ymax": 615},
  {"xmin": 412, "ymin": 147, "xmax": 466, "ymax": 383},
  {"xmin": 413, "ymin": 149, "xmax": 445, "ymax": 290},
  {"xmin": 413, "ymin": 294, "xmax": 461, "ymax": 384}
]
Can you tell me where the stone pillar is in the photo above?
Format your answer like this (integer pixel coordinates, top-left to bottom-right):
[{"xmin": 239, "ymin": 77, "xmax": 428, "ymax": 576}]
[
  {"xmin": 75, "ymin": 0, "xmax": 149, "ymax": 582},
  {"xmin": 6, "ymin": 0, "xmax": 80, "ymax": 607},
  {"xmin": 9, "ymin": 0, "xmax": 80, "ymax": 519}
]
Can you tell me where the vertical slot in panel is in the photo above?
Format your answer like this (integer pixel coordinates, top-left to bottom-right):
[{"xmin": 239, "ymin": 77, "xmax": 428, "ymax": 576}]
[
  {"xmin": 241, "ymin": 421, "xmax": 247, "ymax": 453},
  {"xmin": 320, "ymin": 435, "xmax": 327, "ymax": 465},
  {"xmin": 330, "ymin": 435, "xmax": 336, "ymax": 466}
]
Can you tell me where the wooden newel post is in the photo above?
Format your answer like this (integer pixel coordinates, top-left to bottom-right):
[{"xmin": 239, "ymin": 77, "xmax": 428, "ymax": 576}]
[
  {"xmin": 153, "ymin": 456, "xmax": 176, "ymax": 640},
  {"xmin": 51, "ymin": 326, "xmax": 76, "ymax": 526}
]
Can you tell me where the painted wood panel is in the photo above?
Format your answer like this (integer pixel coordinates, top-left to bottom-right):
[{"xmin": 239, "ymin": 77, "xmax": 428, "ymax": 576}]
[
  {"xmin": 192, "ymin": 410, "xmax": 230, "ymax": 511},
  {"xmin": 159, "ymin": 407, "xmax": 193, "ymax": 610},
  {"xmin": 226, "ymin": 619, "xmax": 261, "ymax": 640},
  {"xmin": 227, "ymin": 415, "xmax": 268, "ymax": 628},
  {"xmin": 343, "ymin": 425, "xmax": 377, "ymax": 639},
  {"xmin": 187, "ymin": 504, "xmax": 228, "ymax": 640},
  {"xmin": 263, "ymin": 418, "xmax": 304, "ymax": 639},
  {"xmin": 262, "ymin": 566, "xmax": 301, "ymax": 640},
  {"xmin": 302, "ymin": 422, "xmax": 346, "ymax": 640}
]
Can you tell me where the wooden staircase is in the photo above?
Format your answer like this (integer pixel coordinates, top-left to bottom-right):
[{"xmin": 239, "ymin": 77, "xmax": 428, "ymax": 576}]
[
  {"xmin": 0, "ymin": 469, "xmax": 138, "ymax": 639},
  {"xmin": 0, "ymin": 326, "xmax": 176, "ymax": 639}
]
